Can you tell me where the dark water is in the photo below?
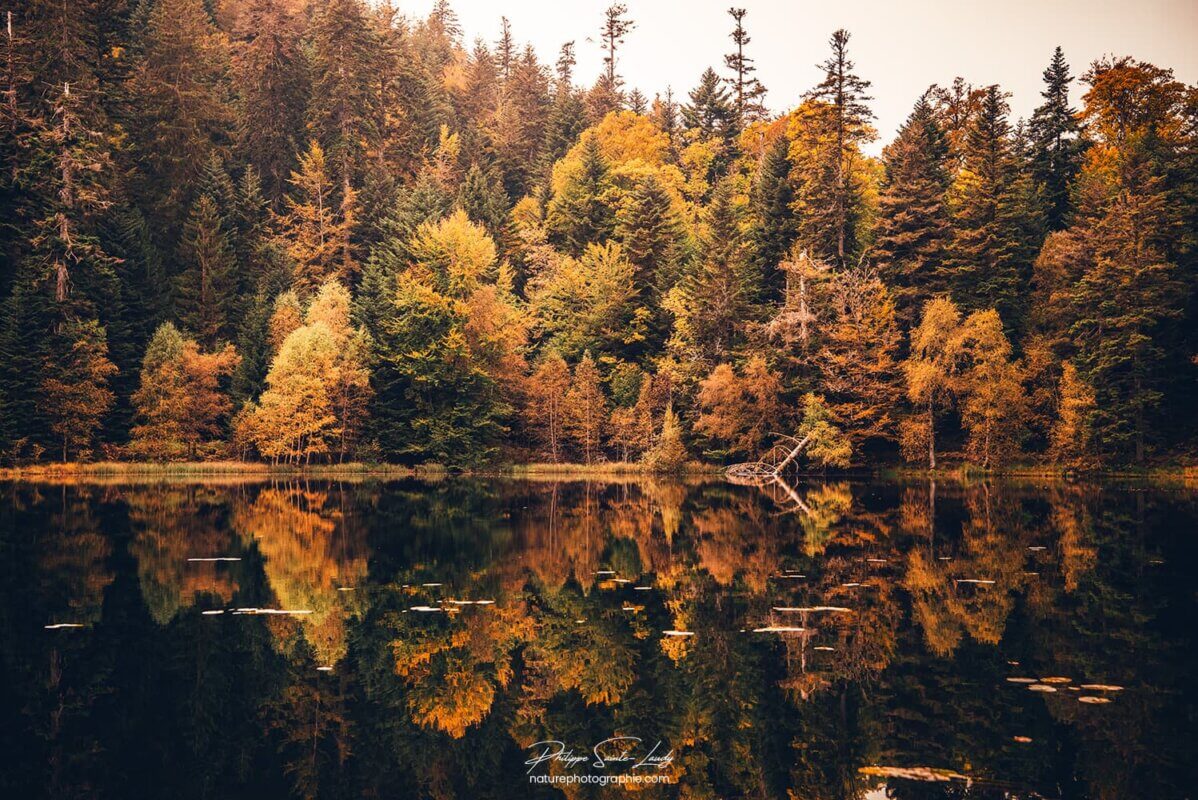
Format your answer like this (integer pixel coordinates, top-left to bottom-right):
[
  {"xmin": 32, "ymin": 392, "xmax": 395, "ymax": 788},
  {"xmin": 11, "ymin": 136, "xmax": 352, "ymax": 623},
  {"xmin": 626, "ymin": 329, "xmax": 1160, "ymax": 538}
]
[{"xmin": 1, "ymin": 476, "xmax": 1195, "ymax": 799}]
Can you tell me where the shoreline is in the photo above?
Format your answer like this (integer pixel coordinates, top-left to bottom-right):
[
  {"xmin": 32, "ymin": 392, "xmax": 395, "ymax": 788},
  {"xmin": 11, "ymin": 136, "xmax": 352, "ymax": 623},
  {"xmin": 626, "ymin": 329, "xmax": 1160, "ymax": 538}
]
[{"xmin": 0, "ymin": 460, "xmax": 1194, "ymax": 485}]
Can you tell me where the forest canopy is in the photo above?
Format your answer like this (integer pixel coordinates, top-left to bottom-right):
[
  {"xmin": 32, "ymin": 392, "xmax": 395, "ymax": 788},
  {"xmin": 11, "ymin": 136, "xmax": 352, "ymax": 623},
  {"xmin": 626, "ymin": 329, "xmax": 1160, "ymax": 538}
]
[{"xmin": 1, "ymin": 0, "xmax": 1195, "ymax": 469}]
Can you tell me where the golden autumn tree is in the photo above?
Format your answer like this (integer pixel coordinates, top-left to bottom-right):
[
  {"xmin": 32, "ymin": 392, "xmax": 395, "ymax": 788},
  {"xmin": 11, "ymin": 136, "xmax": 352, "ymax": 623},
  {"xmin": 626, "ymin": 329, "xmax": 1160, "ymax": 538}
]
[
  {"xmin": 275, "ymin": 141, "xmax": 357, "ymax": 293},
  {"xmin": 901, "ymin": 297, "xmax": 961, "ymax": 468},
  {"xmin": 1049, "ymin": 361, "xmax": 1097, "ymax": 467},
  {"xmin": 243, "ymin": 281, "xmax": 371, "ymax": 464},
  {"xmin": 268, "ymin": 290, "xmax": 304, "ymax": 355},
  {"xmin": 524, "ymin": 350, "xmax": 571, "ymax": 461},
  {"xmin": 129, "ymin": 322, "xmax": 240, "ymax": 460},
  {"xmin": 563, "ymin": 350, "xmax": 607, "ymax": 464},
  {"xmin": 955, "ymin": 309, "xmax": 1028, "ymax": 467},
  {"xmin": 695, "ymin": 355, "xmax": 782, "ymax": 459},
  {"xmin": 39, "ymin": 319, "xmax": 118, "ymax": 461}
]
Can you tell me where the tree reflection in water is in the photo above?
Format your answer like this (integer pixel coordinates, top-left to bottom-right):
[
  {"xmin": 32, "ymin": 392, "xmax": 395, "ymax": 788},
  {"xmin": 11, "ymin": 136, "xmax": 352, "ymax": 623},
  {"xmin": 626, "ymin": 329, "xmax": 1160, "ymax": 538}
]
[{"xmin": 0, "ymin": 476, "xmax": 1195, "ymax": 799}]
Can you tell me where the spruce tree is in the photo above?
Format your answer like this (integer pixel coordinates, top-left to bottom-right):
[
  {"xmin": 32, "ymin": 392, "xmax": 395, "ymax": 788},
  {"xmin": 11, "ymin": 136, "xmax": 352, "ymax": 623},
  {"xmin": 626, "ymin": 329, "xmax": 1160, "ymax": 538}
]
[
  {"xmin": 723, "ymin": 8, "xmax": 767, "ymax": 129},
  {"xmin": 175, "ymin": 194, "xmax": 237, "ymax": 346},
  {"xmin": 872, "ymin": 92, "xmax": 953, "ymax": 323},
  {"xmin": 749, "ymin": 136, "xmax": 798, "ymax": 302},
  {"xmin": 1028, "ymin": 47, "xmax": 1084, "ymax": 231},
  {"xmin": 800, "ymin": 29, "xmax": 874, "ymax": 265},
  {"xmin": 947, "ymin": 85, "xmax": 1034, "ymax": 327},
  {"xmin": 616, "ymin": 173, "xmax": 683, "ymax": 296},
  {"xmin": 547, "ymin": 136, "xmax": 615, "ymax": 256}
]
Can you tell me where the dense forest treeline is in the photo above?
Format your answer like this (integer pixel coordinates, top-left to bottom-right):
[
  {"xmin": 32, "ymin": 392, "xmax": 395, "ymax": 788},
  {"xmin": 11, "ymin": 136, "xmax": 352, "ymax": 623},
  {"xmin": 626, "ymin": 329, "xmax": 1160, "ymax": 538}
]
[{"xmin": 0, "ymin": 0, "xmax": 1195, "ymax": 469}]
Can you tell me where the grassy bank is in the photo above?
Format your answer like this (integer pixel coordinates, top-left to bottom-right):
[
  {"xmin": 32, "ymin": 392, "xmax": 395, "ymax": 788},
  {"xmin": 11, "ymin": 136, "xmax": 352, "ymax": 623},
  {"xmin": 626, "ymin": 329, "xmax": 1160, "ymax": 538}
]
[{"xmin": 0, "ymin": 461, "xmax": 417, "ymax": 482}]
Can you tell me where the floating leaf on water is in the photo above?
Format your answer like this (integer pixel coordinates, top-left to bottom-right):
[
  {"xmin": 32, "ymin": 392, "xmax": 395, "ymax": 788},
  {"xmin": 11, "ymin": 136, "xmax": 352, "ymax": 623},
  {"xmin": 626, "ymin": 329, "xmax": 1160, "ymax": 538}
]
[
  {"xmin": 1039, "ymin": 676, "xmax": 1071, "ymax": 684},
  {"xmin": 662, "ymin": 630, "xmax": 694, "ymax": 637},
  {"xmin": 1006, "ymin": 677, "xmax": 1037, "ymax": 684},
  {"xmin": 1078, "ymin": 696, "xmax": 1112, "ymax": 704},
  {"xmin": 1080, "ymin": 684, "xmax": 1124, "ymax": 692},
  {"xmin": 1028, "ymin": 684, "xmax": 1057, "ymax": 693},
  {"xmin": 1013, "ymin": 736, "xmax": 1033, "ymax": 743}
]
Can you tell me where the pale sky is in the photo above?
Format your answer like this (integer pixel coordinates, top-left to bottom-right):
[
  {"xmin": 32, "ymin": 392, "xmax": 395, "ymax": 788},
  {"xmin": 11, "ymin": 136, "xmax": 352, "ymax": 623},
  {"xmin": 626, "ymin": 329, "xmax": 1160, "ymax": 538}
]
[{"xmin": 400, "ymin": 0, "xmax": 1198, "ymax": 154}]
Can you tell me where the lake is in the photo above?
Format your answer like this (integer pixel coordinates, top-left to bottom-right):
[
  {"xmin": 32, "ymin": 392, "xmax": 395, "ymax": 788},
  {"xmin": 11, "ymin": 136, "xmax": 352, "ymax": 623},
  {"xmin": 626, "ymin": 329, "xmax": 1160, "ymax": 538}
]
[{"xmin": 0, "ymin": 476, "xmax": 1194, "ymax": 799}]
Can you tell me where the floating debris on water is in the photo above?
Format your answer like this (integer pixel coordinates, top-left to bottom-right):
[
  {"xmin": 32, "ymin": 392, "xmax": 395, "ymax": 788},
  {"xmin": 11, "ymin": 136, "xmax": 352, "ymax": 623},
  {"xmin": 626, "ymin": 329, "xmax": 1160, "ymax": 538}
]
[
  {"xmin": 1078, "ymin": 696, "xmax": 1112, "ymax": 704},
  {"xmin": 662, "ymin": 630, "xmax": 694, "ymax": 637},
  {"xmin": 1028, "ymin": 684, "xmax": 1057, "ymax": 693},
  {"xmin": 937, "ymin": 556, "xmax": 952, "ymax": 561},
  {"xmin": 1006, "ymin": 677, "xmax": 1037, "ymax": 684},
  {"xmin": 613, "ymin": 578, "xmax": 632, "ymax": 584},
  {"xmin": 1039, "ymin": 676, "xmax": 1071, "ymax": 684},
  {"xmin": 337, "ymin": 587, "xmax": 355, "ymax": 592},
  {"xmin": 409, "ymin": 606, "xmax": 442, "ymax": 612},
  {"xmin": 840, "ymin": 582, "xmax": 862, "ymax": 588},
  {"xmin": 1028, "ymin": 546, "xmax": 1047, "ymax": 552},
  {"xmin": 1013, "ymin": 736, "xmax": 1033, "ymax": 743},
  {"xmin": 859, "ymin": 766, "xmax": 970, "ymax": 783},
  {"xmin": 866, "ymin": 558, "xmax": 888, "ymax": 564},
  {"xmin": 574, "ymin": 619, "xmax": 586, "ymax": 624},
  {"xmin": 633, "ymin": 586, "xmax": 652, "ymax": 591},
  {"xmin": 814, "ymin": 646, "xmax": 836, "ymax": 651},
  {"xmin": 421, "ymin": 583, "xmax": 443, "ymax": 588},
  {"xmin": 231, "ymin": 608, "xmax": 313, "ymax": 615},
  {"xmin": 446, "ymin": 599, "xmax": 496, "ymax": 606},
  {"xmin": 44, "ymin": 623, "xmax": 86, "ymax": 629},
  {"xmin": 773, "ymin": 606, "xmax": 853, "ymax": 613},
  {"xmin": 954, "ymin": 579, "xmax": 996, "ymax": 585},
  {"xmin": 187, "ymin": 557, "xmax": 242, "ymax": 562},
  {"xmin": 1080, "ymin": 684, "xmax": 1124, "ymax": 692},
  {"xmin": 752, "ymin": 626, "xmax": 807, "ymax": 633},
  {"xmin": 595, "ymin": 570, "xmax": 615, "ymax": 576},
  {"xmin": 201, "ymin": 610, "xmax": 225, "ymax": 616},
  {"xmin": 775, "ymin": 574, "xmax": 806, "ymax": 579},
  {"xmin": 316, "ymin": 666, "xmax": 333, "ymax": 672}
]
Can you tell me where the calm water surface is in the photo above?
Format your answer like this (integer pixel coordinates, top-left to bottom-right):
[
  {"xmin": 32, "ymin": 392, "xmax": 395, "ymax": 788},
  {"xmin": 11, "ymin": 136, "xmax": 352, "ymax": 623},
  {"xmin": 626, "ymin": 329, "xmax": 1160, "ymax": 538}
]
[{"xmin": 1, "ymin": 477, "xmax": 1195, "ymax": 799}]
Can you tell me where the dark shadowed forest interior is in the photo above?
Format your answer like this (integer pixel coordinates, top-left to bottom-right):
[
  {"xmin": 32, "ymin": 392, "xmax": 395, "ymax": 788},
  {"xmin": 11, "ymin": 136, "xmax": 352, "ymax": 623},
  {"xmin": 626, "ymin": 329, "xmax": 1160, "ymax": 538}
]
[{"xmin": 1, "ymin": 0, "xmax": 1196, "ymax": 472}]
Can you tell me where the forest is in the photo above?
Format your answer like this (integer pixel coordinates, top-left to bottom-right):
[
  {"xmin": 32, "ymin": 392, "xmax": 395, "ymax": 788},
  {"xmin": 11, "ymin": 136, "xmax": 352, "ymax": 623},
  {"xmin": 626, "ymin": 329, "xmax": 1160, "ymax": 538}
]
[{"xmin": 1, "ymin": 0, "xmax": 1195, "ymax": 470}]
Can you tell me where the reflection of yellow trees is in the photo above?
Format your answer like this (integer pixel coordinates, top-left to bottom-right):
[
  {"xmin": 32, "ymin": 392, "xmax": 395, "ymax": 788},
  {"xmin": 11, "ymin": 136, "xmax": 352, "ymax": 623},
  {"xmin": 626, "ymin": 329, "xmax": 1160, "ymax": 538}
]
[
  {"xmin": 126, "ymin": 486, "xmax": 240, "ymax": 623},
  {"xmin": 39, "ymin": 488, "xmax": 114, "ymax": 626},
  {"xmin": 233, "ymin": 485, "xmax": 368, "ymax": 665},
  {"xmin": 1051, "ymin": 487, "xmax": 1098, "ymax": 592},
  {"xmin": 692, "ymin": 502, "xmax": 776, "ymax": 593},
  {"xmin": 902, "ymin": 482, "xmax": 1029, "ymax": 656},
  {"xmin": 393, "ymin": 603, "xmax": 533, "ymax": 738}
]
